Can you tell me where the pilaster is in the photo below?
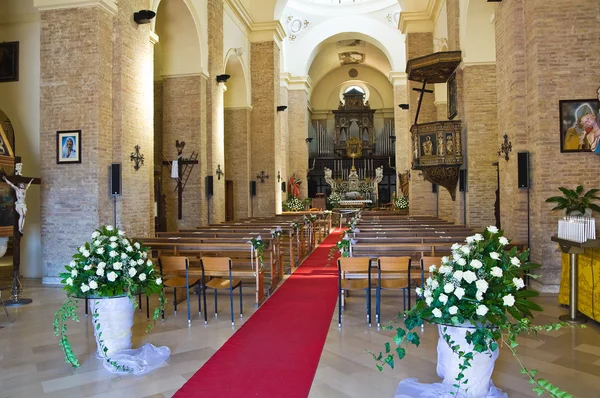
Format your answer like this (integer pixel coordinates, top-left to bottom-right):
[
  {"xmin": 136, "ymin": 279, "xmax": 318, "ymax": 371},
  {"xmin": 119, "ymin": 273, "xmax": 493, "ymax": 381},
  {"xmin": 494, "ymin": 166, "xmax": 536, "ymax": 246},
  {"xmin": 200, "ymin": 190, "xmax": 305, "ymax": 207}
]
[{"xmin": 286, "ymin": 75, "xmax": 311, "ymax": 201}]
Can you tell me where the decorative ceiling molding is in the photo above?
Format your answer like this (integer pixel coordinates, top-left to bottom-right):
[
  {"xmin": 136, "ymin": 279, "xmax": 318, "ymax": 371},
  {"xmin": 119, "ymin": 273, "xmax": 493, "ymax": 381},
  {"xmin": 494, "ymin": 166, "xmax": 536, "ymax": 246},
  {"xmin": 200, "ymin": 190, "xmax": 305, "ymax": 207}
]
[
  {"xmin": 225, "ymin": 0, "xmax": 253, "ymax": 32},
  {"xmin": 33, "ymin": 0, "xmax": 117, "ymax": 15},
  {"xmin": 249, "ymin": 21, "xmax": 286, "ymax": 44},
  {"xmin": 398, "ymin": 0, "xmax": 444, "ymax": 34}
]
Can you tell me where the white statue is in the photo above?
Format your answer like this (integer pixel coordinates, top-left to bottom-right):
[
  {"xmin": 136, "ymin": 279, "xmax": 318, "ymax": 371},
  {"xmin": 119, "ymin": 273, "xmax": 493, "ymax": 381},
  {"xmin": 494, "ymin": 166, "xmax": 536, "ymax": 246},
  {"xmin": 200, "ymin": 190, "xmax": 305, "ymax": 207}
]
[
  {"xmin": 324, "ymin": 167, "xmax": 332, "ymax": 179},
  {"xmin": 2, "ymin": 176, "xmax": 34, "ymax": 233},
  {"xmin": 15, "ymin": 163, "xmax": 22, "ymax": 176}
]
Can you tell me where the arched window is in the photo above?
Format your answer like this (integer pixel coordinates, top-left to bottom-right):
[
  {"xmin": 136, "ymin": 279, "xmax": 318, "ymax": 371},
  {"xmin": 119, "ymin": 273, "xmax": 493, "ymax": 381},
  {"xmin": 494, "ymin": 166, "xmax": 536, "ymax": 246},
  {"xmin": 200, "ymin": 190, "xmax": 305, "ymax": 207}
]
[{"xmin": 344, "ymin": 85, "xmax": 364, "ymax": 95}]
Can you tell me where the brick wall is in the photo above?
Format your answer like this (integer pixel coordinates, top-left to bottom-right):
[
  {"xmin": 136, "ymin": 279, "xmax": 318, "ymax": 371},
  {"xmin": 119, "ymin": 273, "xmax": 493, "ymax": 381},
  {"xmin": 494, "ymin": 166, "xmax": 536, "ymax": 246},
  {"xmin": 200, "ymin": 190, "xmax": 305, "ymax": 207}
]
[
  {"xmin": 161, "ymin": 76, "xmax": 205, "ymax": 230},
  {"xmin": 112, "ymin": 0, "xmax": 154, "ymax": 237},
  {"xmin": 462, "ymin": 64, "xmax": 497, "ymax": 231},
  {"xmin": 207, "ymin": 0, "xmax": 225, "ymax": 223},
  {"xmin": 154, "ymin": 81, "xmax": 163, "ymax": 170},
  {"xmin": 446, "ymin": 0, "xmax": 460, "ymax": 51},
  {"xmin": 250, "ymin": 41, "xmax": 280, "ymax": 217},
  {"xmin": 224, "ymin": 108, "xmax": 251, "ymax": 219},
  {"xmin": 406, "ymin": 32, "xmax": 437, "ymax": 216},
  {"xmin": 288, "ymin": 89, "xmax": 309, "ymax": 199},
  {"xmin": 40, "ymin": 7, "xmax": 114, "ymax": 277},
  {"xmin": 394, "ymin": 83, "xmax": 410, "ymax": 176},
  {"xmin": 496, "ymin": 0, "xmax": 600, "ymax": 291}
]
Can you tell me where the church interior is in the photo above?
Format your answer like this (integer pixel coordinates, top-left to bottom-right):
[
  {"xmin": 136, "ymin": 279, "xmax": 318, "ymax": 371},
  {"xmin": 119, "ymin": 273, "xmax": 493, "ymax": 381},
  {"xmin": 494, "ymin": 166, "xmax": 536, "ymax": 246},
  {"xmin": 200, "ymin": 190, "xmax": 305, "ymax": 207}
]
[{"xmin": 0, "ymin": 0, "xmax": 600, "ymax": 397}]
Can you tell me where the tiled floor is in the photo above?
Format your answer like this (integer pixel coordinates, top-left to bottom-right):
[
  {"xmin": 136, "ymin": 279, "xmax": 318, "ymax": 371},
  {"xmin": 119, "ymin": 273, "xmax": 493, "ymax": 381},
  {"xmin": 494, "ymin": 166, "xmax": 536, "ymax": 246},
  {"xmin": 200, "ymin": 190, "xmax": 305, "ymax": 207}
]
[{"xmin": 0, "ymin": 283, "xmax": 599, "ymax": 398}]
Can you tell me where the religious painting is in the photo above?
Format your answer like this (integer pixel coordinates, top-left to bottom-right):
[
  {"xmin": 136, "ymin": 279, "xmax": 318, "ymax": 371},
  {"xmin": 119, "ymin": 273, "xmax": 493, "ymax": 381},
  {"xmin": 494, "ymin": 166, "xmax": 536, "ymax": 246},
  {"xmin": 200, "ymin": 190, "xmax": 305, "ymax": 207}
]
[
  {"xmin": 419, "ymin": 134, "xmax": 437, "ymax": 157},
  {"xmin": 0, "ymin": 41, "xmax": 19, "ymax": 83},
  {"xmin": 56, "ymin": 130, "xmax": 81, "ymax": 164},
  {"xmin": 559, "ymin": 99, "xmax": 600, "ymax": 153},
  {"xmin": 447, "ymin": 72, "xmax": 457, "ymax": 120}
]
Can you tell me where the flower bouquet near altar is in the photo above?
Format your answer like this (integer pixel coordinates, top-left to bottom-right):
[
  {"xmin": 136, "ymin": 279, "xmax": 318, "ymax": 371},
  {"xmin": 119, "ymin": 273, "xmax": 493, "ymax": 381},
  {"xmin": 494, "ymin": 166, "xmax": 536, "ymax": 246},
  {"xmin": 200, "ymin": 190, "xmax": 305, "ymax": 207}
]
[
  {"xmin": 371, "ymin": 226, "xmax": 579, "ymax": 398},
  {"xmin": 53, "ymin": 226, "xmax": 166, "ymax": 373}
]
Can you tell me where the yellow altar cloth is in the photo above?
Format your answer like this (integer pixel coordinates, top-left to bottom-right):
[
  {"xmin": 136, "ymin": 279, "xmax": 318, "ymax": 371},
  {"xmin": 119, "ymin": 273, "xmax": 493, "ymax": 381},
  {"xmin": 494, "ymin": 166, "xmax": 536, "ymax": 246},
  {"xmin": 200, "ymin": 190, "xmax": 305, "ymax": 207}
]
[{"xmin": 558, "ymin": 250, "xmax": 600, "ymax": 322}]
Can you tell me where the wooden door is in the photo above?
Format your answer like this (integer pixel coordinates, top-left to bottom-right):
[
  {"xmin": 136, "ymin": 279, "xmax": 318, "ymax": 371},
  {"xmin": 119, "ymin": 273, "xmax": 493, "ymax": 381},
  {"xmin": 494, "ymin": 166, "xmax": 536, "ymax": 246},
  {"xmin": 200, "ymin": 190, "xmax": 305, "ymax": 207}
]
[{"xmin": 226, "ymin": 180, "xmax": 234, "ymax": 221}]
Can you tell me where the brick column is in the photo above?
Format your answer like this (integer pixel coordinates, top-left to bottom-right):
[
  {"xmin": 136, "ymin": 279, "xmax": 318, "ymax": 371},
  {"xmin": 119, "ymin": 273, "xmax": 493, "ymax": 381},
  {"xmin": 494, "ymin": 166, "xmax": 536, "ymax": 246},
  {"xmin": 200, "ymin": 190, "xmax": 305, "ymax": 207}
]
[
  {"xmin": 112, "ymin": 0, "xmax": 154, "ymax": 237},
  {"xmin": 287, "ymin": 76, "xmax": 311, "ymax": 200},
  {"xmin": 390, "ymin": 72, "xmax": 409, "ymax": 178},
  {"xmin": 224, "ymin": 107, "xmax": 251, "ymax": 219},
  {"xmin": 278, "ymin": 85, "xmax": 289, "ymax": 211},
  {"xmin": 161, "ymin": 75, "xmax": 207, "ymax": 230},
  {"xmin": 207, "ymin": 0, "xmax": 225, "ymax": 223},
  {"xmin": 406, "ymin": 31, "xmax": 437, "ymax": 216},
  {"xmin": 38, "ymin": 2, "xmax": 115, "ymax": 279},
  {"xmin": 250, "ymin": 27, "xmax": 282, "ymax": 217},
  {"xmin": 462, "ymin": 64, "xmax": 498, "ymax": 230},
  {"xmin": 446, "ymin": 0, "xmax": 460, "ymax": 51}
]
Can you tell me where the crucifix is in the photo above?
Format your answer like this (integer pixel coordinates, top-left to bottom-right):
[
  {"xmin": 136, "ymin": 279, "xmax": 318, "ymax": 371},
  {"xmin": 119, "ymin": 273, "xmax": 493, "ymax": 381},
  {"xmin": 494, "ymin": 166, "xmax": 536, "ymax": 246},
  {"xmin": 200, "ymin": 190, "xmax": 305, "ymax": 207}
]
[
  {"xmin": 412, "ymin": 80, "xmax": 434, "ymax": 127},
  {"xmin": 1, "ymin": 156, "xmax": 41, "ymax": 306},
  {"xmin": 161, "ymin": 141, "xmax": 198, "ymax": 220}
]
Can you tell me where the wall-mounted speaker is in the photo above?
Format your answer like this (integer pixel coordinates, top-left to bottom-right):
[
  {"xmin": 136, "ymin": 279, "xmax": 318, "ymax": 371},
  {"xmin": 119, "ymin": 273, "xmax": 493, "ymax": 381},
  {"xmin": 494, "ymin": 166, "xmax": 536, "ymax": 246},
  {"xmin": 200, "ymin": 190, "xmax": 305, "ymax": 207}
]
[
  {"xmin": 517, "ymin": 151, "xmax": 529, "ymax": 189},
  {"xmin": 250, "ymin": 181, "xmax": 257, "ymax": 197},
  {"xmin": 281, "ymin": 182, "xmax": 286, "ymax": 192},
  {"xmin": 206, "ymin": 176, "xmax": 214, "ymax": 196},
  {"xmin": 110, "ymin": 163, "xmax": 121, "ymax": 196},
  {"xmin": 459, "ymin": 169, "xmax": 467, "ymax": 192},
  {"xmin": 432, "ymin": 183, "xmax": 438, "ymax": 194}
]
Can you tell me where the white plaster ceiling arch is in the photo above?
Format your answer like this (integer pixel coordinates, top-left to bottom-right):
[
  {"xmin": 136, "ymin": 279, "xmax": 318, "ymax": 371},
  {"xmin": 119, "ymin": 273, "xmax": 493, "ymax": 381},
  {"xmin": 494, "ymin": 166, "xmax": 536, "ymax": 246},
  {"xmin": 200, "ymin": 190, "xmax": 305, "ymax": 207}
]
[
  {"xmin": 287, "ymin": 0, "xmax": 399, "ymax": 16},
  {"xmin": 459, "ymin": 0, "xmax": 496, "ymax": 64},
  {"xmin": 223, "ymin": 48, "xmax": 251, "ymax": 108},
  {"xmin": 339, "ymin": 81, "xmax": 371, "ymax": 103},
  {"xmin": 307, "ymin": 33, "xmax": 393, "ymax": 87},
  {"xmin": 151, "ymin": 0, "xmax": 207, "ymax": 76},
  {"xmin": 288, "ymin": 17, "xmax": 404, "ymax": 78}
]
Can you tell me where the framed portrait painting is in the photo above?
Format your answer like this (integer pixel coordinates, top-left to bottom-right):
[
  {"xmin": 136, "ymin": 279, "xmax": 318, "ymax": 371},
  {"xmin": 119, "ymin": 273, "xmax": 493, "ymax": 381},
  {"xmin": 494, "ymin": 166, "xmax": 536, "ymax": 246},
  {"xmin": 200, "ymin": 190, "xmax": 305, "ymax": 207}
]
[
  {"xmin": 56, "ymin": 130, "xmax": 81, "ymax": 164},
  {"xmin": 447, "ymin": 72, "xmax": 457, "ymax": 120},
  {"xmin": 0, "ymin": 41, "xmax": 19, "ymax": 83},
  {"xmin": 559, "ymin": 99, "xmax": 600, "ymax": 153}
]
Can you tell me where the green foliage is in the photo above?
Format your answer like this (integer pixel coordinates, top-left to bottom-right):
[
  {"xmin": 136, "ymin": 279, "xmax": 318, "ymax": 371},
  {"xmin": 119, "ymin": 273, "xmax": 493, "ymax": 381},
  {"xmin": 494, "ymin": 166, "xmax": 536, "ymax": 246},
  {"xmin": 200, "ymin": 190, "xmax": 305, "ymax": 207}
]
[
  {"xmin": 545, "ymin": 185, "xmax": 600, "ymax": 215},
  {"xmin": 247, "ymin": 235, "xmax": 267, "ymax": 270},
  {"xmin": 53, "ymin": 225, "xmax": 166, "ymax": 371},
  {"xmin": 369, "ymin": 226, "xmax": 582, "ymax": 397}
]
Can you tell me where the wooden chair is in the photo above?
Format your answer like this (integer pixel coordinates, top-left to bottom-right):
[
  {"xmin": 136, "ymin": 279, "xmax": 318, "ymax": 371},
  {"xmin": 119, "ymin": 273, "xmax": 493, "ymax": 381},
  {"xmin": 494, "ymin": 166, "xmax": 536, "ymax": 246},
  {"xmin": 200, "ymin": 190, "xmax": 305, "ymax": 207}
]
[
  {"xmin": 337, "ymin": 257, "xmax": 372, "ymax": 328},
  {"xmin": 0, "ymin": 285, "xmax": 12, "ymax": 324},
  {"xmin": 376, "ymin": 257, "xmax": 411, "ymax": 327},
  {"xmin": 200, "ymin": 257, "xmax": 242, "ymax": 326},
  {"xmin": 159, "ymin": 256, "xmax": 201, "ymax": 326}
]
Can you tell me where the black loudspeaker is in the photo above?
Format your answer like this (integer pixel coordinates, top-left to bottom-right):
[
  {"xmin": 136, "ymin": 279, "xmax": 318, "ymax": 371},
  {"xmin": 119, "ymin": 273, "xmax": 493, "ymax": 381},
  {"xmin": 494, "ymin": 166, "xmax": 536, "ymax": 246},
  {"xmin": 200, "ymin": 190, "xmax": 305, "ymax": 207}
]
[
  {"xmin": 250, "ymin": 181, "xmax": 257, "ymax": 196},
  {"xmin": 459, "ymin": 169, "xmax": 467, "ymax": 192},
  {"xmin": 518, "ymin": 151, "xmax": 529, "ymax": 189},
  {"xmin": 206, "ymin": 176, "xmax": 214, "ymax": 196},
  {"xmin": 281, "ymin": 182, "xmax": 286, "ymax": 192},
  {"xmin": 432, "ymin": 183, "xmax": 438, "ymax": 193},
  {"xmin": 110, "ymin": 163, "xmax": 121, "ymax": 196}
]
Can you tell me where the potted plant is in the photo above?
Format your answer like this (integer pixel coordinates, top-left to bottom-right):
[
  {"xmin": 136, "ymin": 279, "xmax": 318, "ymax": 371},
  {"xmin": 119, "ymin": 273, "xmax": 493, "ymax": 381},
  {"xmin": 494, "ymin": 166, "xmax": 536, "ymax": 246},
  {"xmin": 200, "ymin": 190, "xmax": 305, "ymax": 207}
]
[
  {"xmin": 53, "ymin": 225, "xmax": 166, "ymax": 373},
  {"xmin": 545, "ymin": 185, "xmax": 600, "ymax": 216},
  {"xmin": 371, "ymin": 226, "xmax": 579, "ymax": 397}
]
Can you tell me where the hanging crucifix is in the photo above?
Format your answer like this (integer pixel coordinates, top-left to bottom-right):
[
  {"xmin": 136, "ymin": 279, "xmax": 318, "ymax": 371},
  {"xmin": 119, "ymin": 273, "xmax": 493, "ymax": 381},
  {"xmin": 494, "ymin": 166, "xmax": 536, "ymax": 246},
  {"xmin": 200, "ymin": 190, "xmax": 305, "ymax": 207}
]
[{"xmin": 162, "ymin": 141, "xmax": 198, "ymax": 219}]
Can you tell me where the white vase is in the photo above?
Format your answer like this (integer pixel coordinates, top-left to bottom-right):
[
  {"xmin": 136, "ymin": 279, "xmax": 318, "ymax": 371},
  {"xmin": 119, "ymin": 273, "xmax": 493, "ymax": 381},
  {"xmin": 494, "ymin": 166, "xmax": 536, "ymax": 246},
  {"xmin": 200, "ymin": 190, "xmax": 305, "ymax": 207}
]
[
  {"xmin": 395, "ymin": 325, "xmax": 506, "ymax": 398},
  {"xmin": 89, "ymin": 296, "xmax": 134, "ymax": 358}
]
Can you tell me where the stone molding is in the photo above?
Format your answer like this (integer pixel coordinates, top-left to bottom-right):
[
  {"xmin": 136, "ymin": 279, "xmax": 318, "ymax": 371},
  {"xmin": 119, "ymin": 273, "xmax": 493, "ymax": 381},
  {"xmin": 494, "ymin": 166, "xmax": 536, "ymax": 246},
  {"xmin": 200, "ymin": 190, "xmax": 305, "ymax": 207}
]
[
  {"xmin": 33, "ymin": 0, "xmax": 117, "ymax": 15},
  {"xmin": 161, "ymin": 71, "xmax": 209, "ymax": 80},
  {"xmin": 149, "ymin": 31, "xmax": 159, "ymax": 45},
  {"xmin": 225, "ymin": 0, "xmax": 253, "ymax": 32},
  {"xmin": 281, "ymin": 73, "xmax": 312, "ymax": 92},
  {"xmin": 388, "ymin": 71, "xmax": 408, "ymax": 86},
  {"xmin": 249, "ymin": 21, "xmax": 286, "ymax": 45},
  {"xmin": 398, "ymin": 0, "xmax": 443, "ymax": 34}
]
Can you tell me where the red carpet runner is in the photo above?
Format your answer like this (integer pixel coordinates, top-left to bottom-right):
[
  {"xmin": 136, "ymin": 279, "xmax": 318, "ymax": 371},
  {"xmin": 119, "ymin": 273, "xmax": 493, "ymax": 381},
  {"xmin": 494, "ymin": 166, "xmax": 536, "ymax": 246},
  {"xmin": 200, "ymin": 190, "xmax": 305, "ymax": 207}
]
[{"xmin": 174, "ymin": 229, "xmax": 343, "ymax": 398}]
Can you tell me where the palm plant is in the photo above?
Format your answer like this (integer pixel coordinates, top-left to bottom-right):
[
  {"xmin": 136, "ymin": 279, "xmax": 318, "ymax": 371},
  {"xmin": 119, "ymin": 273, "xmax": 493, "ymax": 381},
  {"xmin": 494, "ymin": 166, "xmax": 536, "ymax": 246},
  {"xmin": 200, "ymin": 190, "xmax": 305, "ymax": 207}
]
[{"xmin": 545, "ymin": 185, "xmax": 600, "ymax": 215}]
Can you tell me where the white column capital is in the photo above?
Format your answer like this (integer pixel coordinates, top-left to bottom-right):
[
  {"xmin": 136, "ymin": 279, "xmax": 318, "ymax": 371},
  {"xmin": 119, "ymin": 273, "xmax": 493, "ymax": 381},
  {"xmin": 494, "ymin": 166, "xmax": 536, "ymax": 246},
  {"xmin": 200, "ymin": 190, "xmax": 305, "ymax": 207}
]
[
  {"xmin": 250, "ymin": 21, "xmax": 286, "ymax": 47},
  {"xmin": 149, "ymin": 31, "xmax": 159, "ymax": 45},
  {"xmin": 399, "ymin": 11, "xmax": 433, "ymax": 34},
  {"xmin": 388, "ymin": 71, "xmax": 408, "ymax": 86},
  {"xmin": 281, "ymin": 73, "xmax": 312, "ymax": 93},
  {"xmin": 34, "ymin": 0, "xmax": 117, "ymax": 15}
]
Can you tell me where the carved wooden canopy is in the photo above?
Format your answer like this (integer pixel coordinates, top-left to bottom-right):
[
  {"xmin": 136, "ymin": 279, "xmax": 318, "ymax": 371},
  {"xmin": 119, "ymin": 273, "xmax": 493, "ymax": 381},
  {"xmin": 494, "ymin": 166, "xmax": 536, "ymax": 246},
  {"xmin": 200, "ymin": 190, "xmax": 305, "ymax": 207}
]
[{"xmin": 332, "ymin": 88, "xmax": 376, "ymax": 157}]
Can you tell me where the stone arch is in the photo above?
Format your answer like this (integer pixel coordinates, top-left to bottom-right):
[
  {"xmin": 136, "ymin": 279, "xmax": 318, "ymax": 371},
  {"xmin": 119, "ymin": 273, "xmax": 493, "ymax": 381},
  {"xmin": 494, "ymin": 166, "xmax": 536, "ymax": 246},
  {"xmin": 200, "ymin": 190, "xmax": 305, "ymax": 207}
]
[
  {"xmin": 459, "ymin": 0, "xmax": 496, "ymax": 64},
  {"xmin": 152, "ymin": 0, "xmax": 206, "ymax": 76},
  {"xmin": 223, "ymin": 48, "xmax": 250, "ymax": 108}
]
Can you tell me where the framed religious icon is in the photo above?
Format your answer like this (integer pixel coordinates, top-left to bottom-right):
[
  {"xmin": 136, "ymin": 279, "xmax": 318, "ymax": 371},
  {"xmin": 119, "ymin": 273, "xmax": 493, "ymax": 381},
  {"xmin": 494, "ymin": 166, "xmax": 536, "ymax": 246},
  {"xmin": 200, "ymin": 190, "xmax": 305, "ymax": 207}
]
[
  {"xmin": 559, "ymin": 99, "xmax": 600, "ymax": 153},
  {"xmin": 0, "ymin": 41, "xmax": 19, "ymax": 83},
  {"xmin": 56, "ymin": 130, "xmax": 81, "ymax": 164},
  {"xmin": 447, "ymin": 72, "xmax": 457, "ymax": 120}
]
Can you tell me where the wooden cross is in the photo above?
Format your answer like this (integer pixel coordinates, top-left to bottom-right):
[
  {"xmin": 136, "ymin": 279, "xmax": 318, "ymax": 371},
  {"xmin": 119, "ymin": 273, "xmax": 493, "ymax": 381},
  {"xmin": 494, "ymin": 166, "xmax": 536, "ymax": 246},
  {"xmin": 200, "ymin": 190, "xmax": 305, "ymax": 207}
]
[
  {"xmin": 162, "ymin": 155, "xmax": 198, "ymax": 220},
  {"xmin": 412, "ymin": 80, "xmax": 434, "ymax": 126},
  {"xmin": 2, "ymin": 156, "xmax": 41, "ymax": 306}
]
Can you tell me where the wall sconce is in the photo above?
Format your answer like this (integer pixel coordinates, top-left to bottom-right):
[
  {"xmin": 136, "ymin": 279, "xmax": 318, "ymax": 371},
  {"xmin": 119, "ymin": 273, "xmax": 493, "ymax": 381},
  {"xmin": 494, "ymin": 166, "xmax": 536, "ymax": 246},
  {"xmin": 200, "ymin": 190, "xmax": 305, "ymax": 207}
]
[
  {"xmin": 216, "ymin": 164, "xmax": 224, "ymax": 180},
  {"xmin": 398, "ymin": 104, "xmax": 409, "ymax": 110},
  {"xmin": 134, "ymin": 10, "xmax": 156, "ymax": 24},
  {"xmin": 305, "ymin": 137, "xmax": 313, "ymax": 143},
  {"xmin": 256, "ymin": 170, "xmax": 269, "ymax": 183},
  {"xmin": 277, "ymin": 105, "xmax": 288, "ymax": 112},
  {"xmin": 216, "ymin": 74, "xmax": 230, "ymax": 83},
  {"xmin": 498, "ymin": 133, "xmax": 512, "ymax": 161},
  {"xmin": 277, "ymin": 171, "xmax": 281, "ymax": 182}
]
